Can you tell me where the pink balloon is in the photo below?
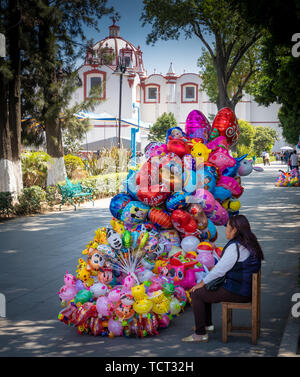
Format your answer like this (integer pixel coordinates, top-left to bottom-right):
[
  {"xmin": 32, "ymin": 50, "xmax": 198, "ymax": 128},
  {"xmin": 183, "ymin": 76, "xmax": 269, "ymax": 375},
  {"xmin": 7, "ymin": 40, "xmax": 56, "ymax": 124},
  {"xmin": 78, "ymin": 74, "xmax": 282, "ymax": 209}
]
[
  {"xmin": 189, "ymin": 188, "xmax": 216, "ymax": 214},
  {"xmin": 96, "ymin": 296, "xmax": 110, "ymax": 317},
  {"xmin": 159, "ymin": 314, "xmax": 170, "ymax": 329},
  {"xmin": 108, "ymin": 288, "xmax": 122, "ymax": 306},
  {"xmin": 108, "ymin": 318, "xmax": 123, "ymax": 336},
  {"xmin": 208, "ymin": 201, "xmax": 229, "ymax": 226},
  {"xmin": 196, "ymin": 252, "xmax": 215, "ymax": 269},
  {"xmin": 185, "ymin": 110, "xmax": 211, "ymax": 143}
]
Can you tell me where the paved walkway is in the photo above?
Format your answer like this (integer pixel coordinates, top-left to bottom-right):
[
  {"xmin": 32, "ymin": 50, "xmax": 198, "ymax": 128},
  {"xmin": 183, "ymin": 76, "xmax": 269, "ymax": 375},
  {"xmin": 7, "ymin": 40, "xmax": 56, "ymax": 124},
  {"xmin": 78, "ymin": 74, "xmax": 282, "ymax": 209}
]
[{"xmin": 0, "ymin": 162, "xmax": 299, "ymax": 357}]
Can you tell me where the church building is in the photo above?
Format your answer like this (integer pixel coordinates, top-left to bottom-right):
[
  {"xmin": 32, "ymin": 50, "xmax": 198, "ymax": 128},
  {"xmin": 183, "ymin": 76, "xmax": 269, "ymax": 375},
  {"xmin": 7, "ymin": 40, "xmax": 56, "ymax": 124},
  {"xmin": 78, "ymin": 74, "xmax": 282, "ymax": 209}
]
[{"xmin": 70, "ymin": 21, "xmax": 284, "ymax": 153}]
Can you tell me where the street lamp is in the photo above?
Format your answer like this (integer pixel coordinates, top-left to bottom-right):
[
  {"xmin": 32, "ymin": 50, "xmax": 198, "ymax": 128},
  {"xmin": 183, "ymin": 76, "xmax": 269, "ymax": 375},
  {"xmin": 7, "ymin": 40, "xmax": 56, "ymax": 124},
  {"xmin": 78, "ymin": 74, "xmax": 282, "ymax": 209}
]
[
  {"xmin": 113, "ymin": 56, "xmax": 127, "ymax": 149},
  {"xmin": 131, "ymin": 103, "xmax": 140, "ymax": 167}
]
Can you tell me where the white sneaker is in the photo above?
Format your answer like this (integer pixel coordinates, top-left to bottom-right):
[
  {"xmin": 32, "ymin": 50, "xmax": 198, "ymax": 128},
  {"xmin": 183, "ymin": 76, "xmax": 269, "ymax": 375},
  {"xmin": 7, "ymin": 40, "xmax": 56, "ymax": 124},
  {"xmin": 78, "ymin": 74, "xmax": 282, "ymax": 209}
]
[{"xmin": 192, "ymin": 325, "xmax": 215, "ymax": 332}]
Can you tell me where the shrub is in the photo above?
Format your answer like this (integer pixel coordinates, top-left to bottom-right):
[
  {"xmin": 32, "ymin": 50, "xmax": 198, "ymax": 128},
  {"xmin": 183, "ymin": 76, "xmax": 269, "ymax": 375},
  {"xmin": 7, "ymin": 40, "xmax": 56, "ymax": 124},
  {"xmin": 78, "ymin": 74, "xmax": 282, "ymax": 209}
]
[
  {"xmin": 64, "ymin": 154, "xmax": 85, "ymax": 179},
  {"xmin": 21, "ymin": 151, "xmax": 52, "ymax": 188},
  {"xmin": 0, "ymin": 192, "xmax": 14, "ymax": 217},
  {"xmin": 15, "ymin": 186, "xmax": 46, "ymax": 215},
  {"xmin": 45, "ymin": 185, "xmax": 60, "ymax": 207}
]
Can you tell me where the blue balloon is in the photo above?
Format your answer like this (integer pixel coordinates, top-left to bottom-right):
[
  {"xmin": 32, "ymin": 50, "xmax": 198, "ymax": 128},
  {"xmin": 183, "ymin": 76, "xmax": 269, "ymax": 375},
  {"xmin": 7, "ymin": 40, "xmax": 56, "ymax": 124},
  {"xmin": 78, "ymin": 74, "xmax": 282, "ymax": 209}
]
[
  {"xmin": 212, "ymin": 186, "xmax": 232, "ymax": 202},
  {"xmin": 201, "ymin": 218, "xmax": 217, "ymax": 241},
  {"xmin": 120, "ymin": 201, "xmax": 150, "ymax": 225},
  {"xmin": 109, "ymin": 193, "xmax": 132, "ymax": 220},
  {"xmin": 204, "ymin": 165, "xmax": 218, "ymax": 192},
  {"xmin": 124, "ymin": 169, "xmax": 139, "ymax": 200},
  {"xmin": 166, "ymin": 191, "xmax": 188, "ymax": 211},
  {"xmin": 223, "ymin": 154, "xmax": 247, "ymax": 177}
]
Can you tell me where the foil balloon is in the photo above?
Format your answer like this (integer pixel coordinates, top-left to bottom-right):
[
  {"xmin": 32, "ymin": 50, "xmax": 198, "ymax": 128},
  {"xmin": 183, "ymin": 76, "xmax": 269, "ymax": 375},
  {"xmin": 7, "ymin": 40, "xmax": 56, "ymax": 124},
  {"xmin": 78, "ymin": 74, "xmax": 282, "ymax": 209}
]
[
  {"xmin": 137, "ymin": 184, "xmax": 170, "ymax": 207},
  {"xmin": 166, "ymin": 126, "xmax": 186, "ymax": 142},
  {"xmin": 108, "ymin": 318, "xmax": 123, "ymax": 336},
  {"xmin": 191, "ymin": 141, "xmax": 212, "ymax": 162},
  {"xmin": 120, "ymin": 201, "xmax": 150, "ymax": 225},
  {"xmin": 203, "ymin": 164, "xmax": 219, "ymax": 192},
  {"xmin": 109, "ymin": 193, "xmax": 132, "ymax": 220},
  {"xmin": 196, "ymin": 242, "xmax": 215, "ymax": 269},
  {"xmin": 122, "ymin": 230, "xmax": 132, "ymax": 248},
  {"xmin": 216, "ymin": 175, "xmax": 244, "ymax": 198},
  {"xmin": 207, "ymin": 201, "xmax": 229, "ymax": 226},
  {"xmin": 166, "ymin": 191, "xmax": 188, "ymax": 211},
  {"xmin": 212, "ymin": 186, "xmax": 232, "ymax": 202},
  {"xmin": 125, "ymin": 169, "xmax": 139, "ymax": 200},
  {"xmin": 171, "ymin": 209, "xmax": 199, "ymax": 235},
  {"xmin": 206, "ymin": 136, "xmax": 229, "ymax": 151},
  {"xmin": 211, "ymin": 107, "xmax": 240, "ymax": 146},
  {"xmin": 167, "ymin": 137, "xmax": 191, "ymax": 158},
  {"xmin": 188, "ymin": 204, "xmax": 208, "ymax": 230},
  {"xmin": 181, "ymin": 236, "xmax": 200, "ymax": 252},
  {"xmin": 185, "ymin": 109, "xmax": 211, "ymax": 143},
  {"xmin": 182, "ymin": 154, "xmax": 197, "ymax": 193},
  {"xmin": 208, "ymin": 147, "xmax": 236, "ymax": 173},
  {"xmin": 222, "ymin": 154, "xmax": 248, "ymax": 177},
  {"xmin": 145, "ymin": 142, "xmax": 167, "ymax": 159},
  {"xmin": 149, "ymin": 207, "xmax": 172, "ymax": 229},
  {"xmin": 188, "ymin": 188, "xmax": 216, "ymax": 215}
]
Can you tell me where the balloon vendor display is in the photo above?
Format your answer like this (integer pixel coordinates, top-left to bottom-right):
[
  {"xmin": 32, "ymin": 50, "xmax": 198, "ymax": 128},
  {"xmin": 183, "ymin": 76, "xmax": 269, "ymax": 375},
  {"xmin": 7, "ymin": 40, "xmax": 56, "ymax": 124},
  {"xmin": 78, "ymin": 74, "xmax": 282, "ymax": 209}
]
[
  {"xmin": 275, "ymin": 169, "xmax": 299, "ymax": 187},
  {"xmin": 57, "ymin": 107, "xmax": 260, "ymax": 338}
]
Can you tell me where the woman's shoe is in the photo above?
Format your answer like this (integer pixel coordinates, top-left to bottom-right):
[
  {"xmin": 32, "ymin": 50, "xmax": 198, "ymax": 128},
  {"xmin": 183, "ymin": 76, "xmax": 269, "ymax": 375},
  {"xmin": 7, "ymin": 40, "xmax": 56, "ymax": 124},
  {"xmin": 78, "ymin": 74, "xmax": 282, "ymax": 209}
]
[
  {"xmin": 182, "ymin": 333, "xmax": 208, "ymax": 343},
  {"xmin": 192, "ymin": 325, "xmax": 215, "ymax": 332}
]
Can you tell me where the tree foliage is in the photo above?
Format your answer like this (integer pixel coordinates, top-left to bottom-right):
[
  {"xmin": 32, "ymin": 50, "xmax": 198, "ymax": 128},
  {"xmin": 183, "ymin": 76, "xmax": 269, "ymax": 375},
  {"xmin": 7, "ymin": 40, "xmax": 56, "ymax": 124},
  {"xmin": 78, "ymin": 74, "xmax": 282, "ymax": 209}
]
[
  {"xmin": 236, "ymin": 120, "xmax": 278, "ymax": 157},
  {"xmin": 141, "ymin": 0, "xmax": 262, "ymax": 110},
  {"xmin": 232, "ymin": 0, "xmax": 300, "ymax": 144},
  {"xmin": 148, "ymin": 112, "xmax": 177, "ymax": 142}
]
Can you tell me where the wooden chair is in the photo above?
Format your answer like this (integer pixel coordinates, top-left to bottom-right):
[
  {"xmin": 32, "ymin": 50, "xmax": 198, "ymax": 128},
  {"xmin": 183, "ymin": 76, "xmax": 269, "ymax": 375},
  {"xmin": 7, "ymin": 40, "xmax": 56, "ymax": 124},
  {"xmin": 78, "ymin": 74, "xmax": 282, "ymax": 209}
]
[{"xmin": 222, "ymin": 269, "xmax": 261, "ymax": 345}]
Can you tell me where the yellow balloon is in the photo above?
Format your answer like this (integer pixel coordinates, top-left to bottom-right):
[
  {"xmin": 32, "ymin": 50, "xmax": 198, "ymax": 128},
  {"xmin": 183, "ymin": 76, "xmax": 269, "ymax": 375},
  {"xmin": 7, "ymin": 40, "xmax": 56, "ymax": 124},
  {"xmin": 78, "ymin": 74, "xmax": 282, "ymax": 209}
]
[
  {"xmin": 152, "ymin": 296, "xmax": 170, "ymax": 315},
  {"xmin": 131, "ymin": 284, "xmax": 146, "ymax": 301},
  {"xmin": 133, "ymin": 299, "xmax": 153, "ymax": 314}
]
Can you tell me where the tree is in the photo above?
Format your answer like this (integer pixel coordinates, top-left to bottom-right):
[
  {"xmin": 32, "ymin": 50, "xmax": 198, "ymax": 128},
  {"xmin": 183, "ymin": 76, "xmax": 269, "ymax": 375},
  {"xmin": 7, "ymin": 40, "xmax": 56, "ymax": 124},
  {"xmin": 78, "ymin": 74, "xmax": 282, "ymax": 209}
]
[
  {"xmin": 22, "ymin": 0, "xmax": 115, "ymax": 185},
  {"xmin": 232, "ymin": 0, "xmax": 300, "ymax": 144},
  {"xmin": 141, "ymin": 0, "xmax": 262, "ymax": 110},
  {"xmin": 252, "ymin": 126, "xmax": 278, "ymax": 157},
  {"xmin": 236, "ymin": 119, "xmax": 255, "ymax": 156},
  {"xmin": 198, "ymin": 41, "xmax": 261, "ymax": 108},
  {"xmin": 0, "ymin": 0, "xmax": 24, "ymax": 196},
  {"xmin": 148, "ymin": 112, "xmax": 177, "ymax": 142}
]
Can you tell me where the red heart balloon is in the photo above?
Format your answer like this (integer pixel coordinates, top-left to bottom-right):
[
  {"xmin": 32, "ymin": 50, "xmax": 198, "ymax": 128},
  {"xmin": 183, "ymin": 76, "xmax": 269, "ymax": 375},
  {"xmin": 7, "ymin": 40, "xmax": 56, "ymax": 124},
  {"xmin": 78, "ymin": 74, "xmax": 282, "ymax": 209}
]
[
  {"xmin": 211, "ymin": 107, "xmax": 240, "ymax": 146},
  {"xmin": 137, "ymin": 184, "xmax": 170, "ymax": 207},
  {"xmin": 167, "ymin": 137, "xmax": 191, "ymax": 158},
  {"xmin": 171, "ymin": 209, "xmax": 198, "ymax": 235}
]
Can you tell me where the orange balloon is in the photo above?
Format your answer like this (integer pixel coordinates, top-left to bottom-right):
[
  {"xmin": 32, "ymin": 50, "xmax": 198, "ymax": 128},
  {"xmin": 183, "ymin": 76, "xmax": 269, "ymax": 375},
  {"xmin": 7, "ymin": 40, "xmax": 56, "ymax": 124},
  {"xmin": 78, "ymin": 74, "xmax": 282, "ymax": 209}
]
[{"xmin": 149, "ymin": 207, "xmax": 172, "ymax": 229}]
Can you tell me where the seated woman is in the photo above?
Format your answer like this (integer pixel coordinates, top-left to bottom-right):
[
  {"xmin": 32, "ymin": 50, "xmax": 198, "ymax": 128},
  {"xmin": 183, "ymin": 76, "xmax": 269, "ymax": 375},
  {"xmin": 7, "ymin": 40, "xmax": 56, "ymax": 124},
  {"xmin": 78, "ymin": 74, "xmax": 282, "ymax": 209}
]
[{"xmin": 182, "ymin": 214, "xmax": 264, "ymax": 342}]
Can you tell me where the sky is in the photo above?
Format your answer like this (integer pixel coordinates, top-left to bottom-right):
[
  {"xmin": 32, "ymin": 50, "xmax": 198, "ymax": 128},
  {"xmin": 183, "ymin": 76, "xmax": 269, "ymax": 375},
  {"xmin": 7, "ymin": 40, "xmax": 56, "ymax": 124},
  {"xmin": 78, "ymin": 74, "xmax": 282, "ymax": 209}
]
[{"xmin": 81, "ymin": 0, "xmax": 207, "ymax": 75}]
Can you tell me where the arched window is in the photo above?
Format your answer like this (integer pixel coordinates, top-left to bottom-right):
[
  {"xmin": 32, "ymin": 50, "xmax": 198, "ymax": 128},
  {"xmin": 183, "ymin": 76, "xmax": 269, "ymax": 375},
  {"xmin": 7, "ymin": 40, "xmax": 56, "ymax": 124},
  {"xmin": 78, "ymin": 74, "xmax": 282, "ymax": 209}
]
[{"xmin": 144, "ymin": 84, "xmax": 160, "ymax": 103}]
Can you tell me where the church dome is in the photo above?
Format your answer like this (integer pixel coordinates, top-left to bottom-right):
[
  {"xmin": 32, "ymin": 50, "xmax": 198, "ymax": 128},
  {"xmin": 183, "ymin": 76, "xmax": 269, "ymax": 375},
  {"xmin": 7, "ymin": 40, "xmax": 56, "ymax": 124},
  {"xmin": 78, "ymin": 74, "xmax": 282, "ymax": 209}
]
[{"xmin": 85, "ymin": 20, "xmax": 146, "ymax": 75}]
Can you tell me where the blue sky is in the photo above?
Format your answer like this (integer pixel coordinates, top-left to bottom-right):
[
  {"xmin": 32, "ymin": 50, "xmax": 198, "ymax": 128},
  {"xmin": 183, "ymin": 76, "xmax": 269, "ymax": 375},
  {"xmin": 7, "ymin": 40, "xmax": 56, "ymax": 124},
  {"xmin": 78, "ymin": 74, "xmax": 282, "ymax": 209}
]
[{"xmin": 82, "ymin": 0, "xmax": 207, "ymax": 75}]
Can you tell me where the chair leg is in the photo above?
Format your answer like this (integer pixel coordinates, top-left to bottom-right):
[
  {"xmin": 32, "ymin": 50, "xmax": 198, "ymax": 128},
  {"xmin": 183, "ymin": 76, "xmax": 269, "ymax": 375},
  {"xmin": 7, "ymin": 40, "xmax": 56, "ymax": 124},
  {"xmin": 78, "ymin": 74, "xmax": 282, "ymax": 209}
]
[
  {"xmin": 252, "ymin": 308, "xmax": 258, "ymax": 345},
  {"xmin": 228, "ymin": 308, "xmax": 232, "ymax": 333},
  {"xmin": 222, "ymin": 304, "xmax": 228, "ymax": 343}
]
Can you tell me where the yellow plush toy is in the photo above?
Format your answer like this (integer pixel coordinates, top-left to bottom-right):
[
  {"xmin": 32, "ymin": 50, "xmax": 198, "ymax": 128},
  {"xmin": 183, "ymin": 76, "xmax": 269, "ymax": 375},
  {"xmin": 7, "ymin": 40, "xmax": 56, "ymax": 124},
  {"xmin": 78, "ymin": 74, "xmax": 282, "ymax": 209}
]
[{"xmin": 191, "ymin": 140, "xmax": 211, "ymax": 162}]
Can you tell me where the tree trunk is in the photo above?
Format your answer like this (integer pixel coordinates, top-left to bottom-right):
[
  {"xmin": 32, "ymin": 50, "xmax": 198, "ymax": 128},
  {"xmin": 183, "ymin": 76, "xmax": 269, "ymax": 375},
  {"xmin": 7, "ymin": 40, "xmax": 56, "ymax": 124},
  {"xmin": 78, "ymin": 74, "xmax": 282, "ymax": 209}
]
[
  {"xmin": 215, "ymin": 39, "xmax": 236, "ymax": 112},
  {"xmin": 38, "ymin": 4, "xmax": 66, "ymax": 185},
  {"xmin": 0, "ymin": 0, "xmax": 23, "ymax": 197}
]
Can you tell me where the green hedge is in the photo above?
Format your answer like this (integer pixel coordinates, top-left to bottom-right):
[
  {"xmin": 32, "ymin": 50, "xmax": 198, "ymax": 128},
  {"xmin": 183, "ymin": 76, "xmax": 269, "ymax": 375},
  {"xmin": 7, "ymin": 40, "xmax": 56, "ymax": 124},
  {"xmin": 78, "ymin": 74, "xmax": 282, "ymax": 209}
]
[{"xmin": 0, "ymin": 172, "xmax": 129, "ymax": 218}]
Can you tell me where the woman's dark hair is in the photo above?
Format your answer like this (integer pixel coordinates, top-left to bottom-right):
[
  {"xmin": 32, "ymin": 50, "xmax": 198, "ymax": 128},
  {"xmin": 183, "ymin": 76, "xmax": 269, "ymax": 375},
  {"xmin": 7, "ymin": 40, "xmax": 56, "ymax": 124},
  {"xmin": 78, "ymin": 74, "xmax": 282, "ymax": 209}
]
[{"xmin": 228, "ymin": 215, "xmax": 264, "ymax": 260}]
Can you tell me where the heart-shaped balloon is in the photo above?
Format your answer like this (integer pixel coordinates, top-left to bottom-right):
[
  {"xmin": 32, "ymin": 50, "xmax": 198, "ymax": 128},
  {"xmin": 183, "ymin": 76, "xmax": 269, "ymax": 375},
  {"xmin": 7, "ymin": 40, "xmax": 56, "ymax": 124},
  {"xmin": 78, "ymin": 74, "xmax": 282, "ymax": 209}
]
[
  {"xmin": 137, "ymin": 184, "xmax": 170, "ymax": 207},
  {"xmin": 211, "ymin": 107, "xmax": 240, "ymax": 146}
]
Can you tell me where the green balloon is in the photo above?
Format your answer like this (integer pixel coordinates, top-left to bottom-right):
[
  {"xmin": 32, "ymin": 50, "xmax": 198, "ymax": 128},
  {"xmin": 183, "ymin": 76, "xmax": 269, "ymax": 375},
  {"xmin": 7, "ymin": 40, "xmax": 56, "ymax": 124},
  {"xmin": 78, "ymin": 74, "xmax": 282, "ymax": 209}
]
[
  {"xmin": 123, "ymin": 230, "xmax": 132, "ymax": 248},
  {"xmin": 74, "ymin": 289, "xmax": 93, "ymax": 305}
]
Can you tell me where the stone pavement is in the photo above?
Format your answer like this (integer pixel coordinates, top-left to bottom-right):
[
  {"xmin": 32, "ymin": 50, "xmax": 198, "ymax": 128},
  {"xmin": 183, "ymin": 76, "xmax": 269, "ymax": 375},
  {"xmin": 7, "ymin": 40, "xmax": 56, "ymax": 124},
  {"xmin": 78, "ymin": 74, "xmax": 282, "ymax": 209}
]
[{"xmin": 0, "ymin": 162, "xmax": 299, "ymax": 357}]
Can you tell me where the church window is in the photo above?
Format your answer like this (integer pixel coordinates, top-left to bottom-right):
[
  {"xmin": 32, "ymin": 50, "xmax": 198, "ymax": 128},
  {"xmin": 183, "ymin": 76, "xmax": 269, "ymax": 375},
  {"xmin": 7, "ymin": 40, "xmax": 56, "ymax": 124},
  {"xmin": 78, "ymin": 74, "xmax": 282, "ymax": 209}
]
[
  {"xmin": 145, "ymin": 84, "xmax": 160, "ymax": 103},
  {"xmin": 181, "ymin": 83, "xmax": 198, "ymax": 103},
  {"xmin": 83, "ymin": 70, "xmax": 106, "ymax": 100}
]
